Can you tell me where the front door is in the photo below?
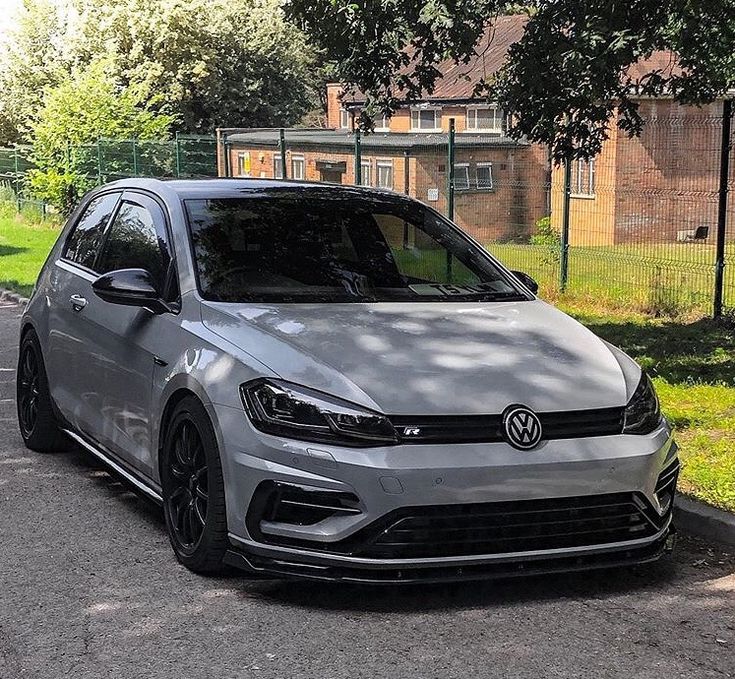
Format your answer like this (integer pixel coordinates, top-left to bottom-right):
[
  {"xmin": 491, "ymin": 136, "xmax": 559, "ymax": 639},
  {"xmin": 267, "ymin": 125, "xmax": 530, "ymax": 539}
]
[
  {"xmin": 84, "ymin": 191, "xmax": 178, "ymax": 476},
  {"xmin": 46, "ymin": 191, "xmax": 122, "ymax": 431}
]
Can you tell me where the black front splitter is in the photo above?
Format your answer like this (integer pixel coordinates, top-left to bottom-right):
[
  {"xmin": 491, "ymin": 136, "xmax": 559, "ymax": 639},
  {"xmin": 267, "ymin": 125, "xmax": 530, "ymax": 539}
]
[{"xmin": 223, "ymin": 528, "xmax": 676, "ymax": 585}]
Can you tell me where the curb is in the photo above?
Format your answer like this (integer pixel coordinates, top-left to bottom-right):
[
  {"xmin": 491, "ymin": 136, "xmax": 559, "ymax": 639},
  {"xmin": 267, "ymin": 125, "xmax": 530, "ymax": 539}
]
[
  {"xmin": 0, "ymin": 289, "xmax": 29, "ymax": 306},
  {"xmin": 675, "ymin": 495, "xmax": 735, "ymax": 548}
]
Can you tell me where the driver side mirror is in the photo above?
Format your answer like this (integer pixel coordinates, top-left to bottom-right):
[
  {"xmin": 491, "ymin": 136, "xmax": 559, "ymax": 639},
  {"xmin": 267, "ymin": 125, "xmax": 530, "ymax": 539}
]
[
  {"xmin": 92, "ymin": 268, "xmax": 171, "ymax": 314},
  {"xmin": 511, "ymin": 270, "xmax": 539, "ymax": 294}
]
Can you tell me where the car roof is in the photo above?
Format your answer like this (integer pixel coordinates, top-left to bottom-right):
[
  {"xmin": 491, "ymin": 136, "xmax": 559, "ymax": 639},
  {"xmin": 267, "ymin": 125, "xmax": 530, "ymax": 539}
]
[{"xmin": 100, "ymin": 177, "xmax": 414, "ymax": 203}]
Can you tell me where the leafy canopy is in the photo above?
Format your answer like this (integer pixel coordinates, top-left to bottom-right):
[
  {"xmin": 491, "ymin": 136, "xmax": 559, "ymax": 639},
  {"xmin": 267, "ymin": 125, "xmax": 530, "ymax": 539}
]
[
  {"xmin": 287, "ymin": 0, "xmax": 735, "ymax": 160},
  {"xmin": 0, "ymin": 0, "xmax": 318, "ymax": 145},
  {"xmin": 27, "ymin": 59, "xmax": 174, "ymax": 213}
]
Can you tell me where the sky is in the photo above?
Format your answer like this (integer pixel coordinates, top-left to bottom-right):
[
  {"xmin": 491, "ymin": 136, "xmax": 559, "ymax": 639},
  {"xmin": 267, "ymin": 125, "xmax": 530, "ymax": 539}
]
[{"xmin": 0, "ymin": 0, "xmax": 22, "ymax": 44}]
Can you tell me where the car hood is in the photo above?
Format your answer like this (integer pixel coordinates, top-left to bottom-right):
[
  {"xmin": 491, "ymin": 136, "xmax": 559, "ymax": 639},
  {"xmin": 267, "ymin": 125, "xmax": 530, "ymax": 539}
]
[{"xmin": 200, "ymin": 300, "xmax": 636, "ymax": 415}]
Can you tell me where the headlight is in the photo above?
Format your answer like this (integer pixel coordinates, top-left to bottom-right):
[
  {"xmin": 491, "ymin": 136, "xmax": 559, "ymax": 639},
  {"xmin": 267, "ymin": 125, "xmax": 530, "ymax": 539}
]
[
  {"xmin": 623, "ymin": 373, "xmax": 662, "ymax": 434},
  {"xmin": 240, "ymin": 379, "xmax": 397, "ymax": 446}
]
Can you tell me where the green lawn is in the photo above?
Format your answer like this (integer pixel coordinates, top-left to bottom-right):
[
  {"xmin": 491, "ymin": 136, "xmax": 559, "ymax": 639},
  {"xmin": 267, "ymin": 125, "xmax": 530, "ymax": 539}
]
[
  {"xmin": 0, "ymin": 209, "xmax": 61, "ymax": 297},
  {"xmin": 0, "ymin": 211, "xmax": 733, "ymax": 512}
]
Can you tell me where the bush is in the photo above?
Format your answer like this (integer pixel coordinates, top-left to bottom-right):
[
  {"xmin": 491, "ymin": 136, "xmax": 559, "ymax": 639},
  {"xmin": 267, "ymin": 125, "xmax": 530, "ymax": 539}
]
[
  {"xmin": 529, "ymin": 216, "xmax": 561, "ymax": 265},
  {"xmin": 26, "ymin": 168, "xmax": 87, "ymax": 217}
]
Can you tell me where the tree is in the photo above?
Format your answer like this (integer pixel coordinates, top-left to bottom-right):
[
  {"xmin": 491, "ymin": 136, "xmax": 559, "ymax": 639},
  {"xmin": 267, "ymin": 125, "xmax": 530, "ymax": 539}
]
[
  {"xmin": 27, "ymin": 59, "xmax": 174, "ymax": 213},
  {"xmin": 286, "ymin": 0, "xmax": 735, "ymax": 160},
  {"xmin": 0, "ymin": 0, "xmax": 319, "ymax": 145}
]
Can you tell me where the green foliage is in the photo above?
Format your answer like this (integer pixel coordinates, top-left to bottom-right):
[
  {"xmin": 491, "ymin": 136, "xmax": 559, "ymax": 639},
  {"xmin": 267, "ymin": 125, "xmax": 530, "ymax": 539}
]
[
  {"xmin": 287, "ymin": 0, "xmax": 735, "ymax": 160},
  {"xmin": 0, "ymin": 0, "xmax": 319, "ymax": 144},
  {"xmin": 25, "ymin": 168, "xmax": 83, "ymax": 217},
  {"xmin": 27, "ymin": 59, "xmax": 174, "ymax": 214},
  {"xmin": 529, "ymin": 216, "xmax": 561, "ymax": 266},
  {"xmin": 31, "ymin": 59, "xmax": 174, "ymax": 169}
]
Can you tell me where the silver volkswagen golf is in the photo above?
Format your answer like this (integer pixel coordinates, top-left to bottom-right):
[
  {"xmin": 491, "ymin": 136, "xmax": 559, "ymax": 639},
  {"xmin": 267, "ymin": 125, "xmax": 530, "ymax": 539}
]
[{"xmin": 17, "ymin": 178, "xmax": 678, "ymax": 582}]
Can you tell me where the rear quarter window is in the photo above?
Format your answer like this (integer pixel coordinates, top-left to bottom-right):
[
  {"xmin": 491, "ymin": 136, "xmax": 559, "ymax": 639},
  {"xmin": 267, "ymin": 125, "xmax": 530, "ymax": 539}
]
[{"xmin": 63, "ymin": 193, "xmax": 120, "ymax": 270}]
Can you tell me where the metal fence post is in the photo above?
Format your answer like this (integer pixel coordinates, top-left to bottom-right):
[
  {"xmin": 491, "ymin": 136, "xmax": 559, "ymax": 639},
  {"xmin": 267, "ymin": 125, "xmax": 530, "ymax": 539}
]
[
  {"xmin": 447, "ymin": 118, "xmax": 455, "ymax": 221},
  {"xmin": 174, "ymin": 133, "xmax": 181, "ymax": 177},
  {"xmin": 560, "ymin": 156, "xmax": 572, "ymax": 292},
  {"xmin": 132, "ymin": 138, "xmax": 138, "ymax": 176},
  {"xmin": 354, "ymin": 128, "xmax": 361, "ymax": 185},
  {"xmin": 279, "ymin": 128, "xmax": 287, "ymax": 179},
  {"xmin": 96, "ymin": 139, "xmax": 103, "ymax": 185},
  {"xmin": 13, "ymin": 147, "xmax": 20, "ymax": 211},
  {"xmin": 714, "ymin": 99, "xmax": 732, "ymax": 318}
]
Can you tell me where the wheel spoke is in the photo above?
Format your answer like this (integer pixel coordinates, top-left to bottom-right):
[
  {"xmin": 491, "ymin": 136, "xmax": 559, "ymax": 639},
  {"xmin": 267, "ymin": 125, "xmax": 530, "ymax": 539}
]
[{"xmin": 193, "ymin": 497, "xmax": 207, "ymax": 526}]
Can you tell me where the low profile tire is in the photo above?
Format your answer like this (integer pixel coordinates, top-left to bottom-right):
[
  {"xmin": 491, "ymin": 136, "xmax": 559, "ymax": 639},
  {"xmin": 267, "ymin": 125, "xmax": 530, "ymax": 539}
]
[
  {"xmin": 161, "ymin": 396, "xmax": 229, "ymax": 574},
  {"xmin": 16, "ymin": 329, "xmax": 68, "ymax": 452}
]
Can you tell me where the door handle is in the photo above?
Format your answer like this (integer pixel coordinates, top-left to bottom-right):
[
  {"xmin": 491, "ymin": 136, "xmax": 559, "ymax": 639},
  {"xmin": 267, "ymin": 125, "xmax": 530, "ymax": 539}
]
[{"xmin": 69, "ymin": 294, "xmax": 88, "ymax": 312}]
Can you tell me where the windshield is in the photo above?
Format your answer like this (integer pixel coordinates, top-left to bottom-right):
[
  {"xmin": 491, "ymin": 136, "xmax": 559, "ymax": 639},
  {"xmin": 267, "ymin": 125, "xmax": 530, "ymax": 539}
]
[{"xmin": 184, "ymin": 190, "xmax": 529, "ymax": 303}]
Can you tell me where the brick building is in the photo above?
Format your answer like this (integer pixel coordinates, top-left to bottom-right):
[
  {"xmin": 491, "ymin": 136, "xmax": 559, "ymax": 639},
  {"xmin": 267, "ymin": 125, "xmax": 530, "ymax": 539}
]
[{"xmin": 217, "ymin": 14, "xmax": 733, "ymax": 247}]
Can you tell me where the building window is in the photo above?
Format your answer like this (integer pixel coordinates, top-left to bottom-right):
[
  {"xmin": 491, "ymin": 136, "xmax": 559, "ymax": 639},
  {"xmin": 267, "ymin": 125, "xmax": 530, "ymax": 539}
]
[
  {"xmin": 373, "ymin": 113, "xmax": 390, "ymax": 132},
  {"xmin": 237, "ymin": 151, "xmax": 251, "ymax": 177},
  {"xmin": 360, "ymin": 159, "xmax": 372, "ymax": 186},
  {"xmin": 466, "ymin": 106, "xmax": 504, "ymax": 134},
  {"xmin": 476, "ymin": 162, "xmax": 494, "ymax": 190},
  {"xmin": 291, "ymin": 154, "xmax": 305, "ymax": 180},
  {"xmin": 453, "ymin": 163, "xmax": 470, "ymax": 190},
  {"xmin": 273, "ymin": 154, "xmax": 283, "ymax": 179},
  {"xmin": 376, "ymin": 160, "xmax": 393, "ymax": 189},
  {"xmin": 410, "ymin": 107, "xmax": 441, "ymax": 132},
  {"xmin": 339, "ymin": 108, "xmax": 350, "ymax": 129},
  {"xmin": 573, "ymin": 158, "xmax": 596, "ymax": 196}
]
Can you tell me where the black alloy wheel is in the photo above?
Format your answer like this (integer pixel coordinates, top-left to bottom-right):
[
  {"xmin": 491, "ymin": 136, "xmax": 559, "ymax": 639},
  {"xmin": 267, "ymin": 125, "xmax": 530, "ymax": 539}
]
[
  {"xmin": 17, "ymin": 344, "xmax": 40, "ymax": 438},
  {"xmin": 167, "ymin": 420, "xmax": 209, "ymax": 551},
  {"xmin": 161, "ymin": 396, "xmax": 228, "ymax": 573}
]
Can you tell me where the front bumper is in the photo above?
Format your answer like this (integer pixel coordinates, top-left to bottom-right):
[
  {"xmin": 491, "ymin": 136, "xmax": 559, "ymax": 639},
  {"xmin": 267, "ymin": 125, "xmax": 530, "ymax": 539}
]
[{"xmin": 214, "ymin": 404, "xmax": 678, "ymax": 582}]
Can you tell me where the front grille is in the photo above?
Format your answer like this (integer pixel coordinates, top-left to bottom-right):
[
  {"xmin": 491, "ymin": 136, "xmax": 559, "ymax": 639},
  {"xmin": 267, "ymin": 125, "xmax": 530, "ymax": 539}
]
[{"xmin": 390, "ymin": 407, "xmax": 624, "ymax": 444}]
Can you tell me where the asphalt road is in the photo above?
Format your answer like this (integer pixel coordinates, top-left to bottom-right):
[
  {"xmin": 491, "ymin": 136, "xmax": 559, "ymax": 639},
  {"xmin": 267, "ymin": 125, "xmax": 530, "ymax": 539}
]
[{"xmin": 0, "ymin": 300, "xmax": 734, "ymax": 679}]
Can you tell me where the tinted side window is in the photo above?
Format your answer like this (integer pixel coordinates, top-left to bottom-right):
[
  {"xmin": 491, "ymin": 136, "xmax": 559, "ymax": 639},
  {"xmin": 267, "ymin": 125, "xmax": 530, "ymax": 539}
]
[
  {"xmin": 97, "ymin": 202, "xmax": 169, "ymax": 292},
  {"xmin": 63, "ymin": 193, "xmax": 119, "ymax": 270}
]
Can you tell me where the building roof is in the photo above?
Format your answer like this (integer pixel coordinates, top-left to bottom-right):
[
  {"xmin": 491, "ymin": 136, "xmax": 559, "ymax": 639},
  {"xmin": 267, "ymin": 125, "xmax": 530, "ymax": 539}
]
[
  {"xmin": 339, "ymin": 14, "xmax": 679, "ymax": 105},
  {"xmin": 225, "ymin": 128, "xmax": 527, "ymax": 150}
]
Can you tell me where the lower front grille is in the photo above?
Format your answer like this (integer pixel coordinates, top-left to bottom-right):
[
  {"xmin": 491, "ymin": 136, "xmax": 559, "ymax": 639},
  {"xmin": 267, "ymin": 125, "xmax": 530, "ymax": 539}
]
[
  {"xmin": 355, "ymin": 493, "xmax": 664, "ymax": 559},
  {"xmin": 254, "ymin": 492, "xmax": 668, "ymax": 559}
]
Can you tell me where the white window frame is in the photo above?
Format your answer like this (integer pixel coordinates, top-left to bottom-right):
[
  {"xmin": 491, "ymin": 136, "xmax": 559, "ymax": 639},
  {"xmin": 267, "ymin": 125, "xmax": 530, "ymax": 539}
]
[
  {"xmin": 573, "ymin": 158, "xmax": 596, "ymax": 197},
  {"xmin": 453, "ymin": 163, "xmax": 470, "ymax": 191},
  {"xmin": 273, "ymin": 154, "xmax": 283, "ymax": 179},
  {"xmin": 291, "ymin": 154, "xmax": 305, "ymax": 180},
  {"xmin": 339, "ymin": 107, "xmax": 351, "ymax": 130},
  {"xmin": 376, "ymin": 159, "xmax": 393, "ymax": 189},
  {"xmin": 360, "ymin": 159, "xmax": 372, "ymax": 186},
  {"xmin": 410, "ymin": 106, "xmax": 441, "ymax": 132},
  {"xmin": 237, "ymin": 151, "xmax": 250, "ymax": 177},
  {"xmin": 465, "ymin": 105, "xmax": 504, "ymax": 134},
  {"xmin": 476, "ymin": 162, "xmax": 494, "ymax": 190},
  {"xmin": 373, "ymin": 113, "xmax": 390, "ymax": 132}
]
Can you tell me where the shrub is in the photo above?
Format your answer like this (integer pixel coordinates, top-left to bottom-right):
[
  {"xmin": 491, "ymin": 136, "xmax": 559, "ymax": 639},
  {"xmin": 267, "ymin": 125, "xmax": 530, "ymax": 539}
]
[{"xmin": 529, "ymin": 216, "xmax": 561, "ymax": 265}]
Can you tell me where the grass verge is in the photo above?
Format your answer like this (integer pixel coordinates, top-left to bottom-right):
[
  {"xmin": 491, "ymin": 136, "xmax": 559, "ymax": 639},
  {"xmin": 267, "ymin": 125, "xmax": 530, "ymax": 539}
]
[{"xmin": 0, "ymin": 208, "xmax": 61, "ymax": 297}]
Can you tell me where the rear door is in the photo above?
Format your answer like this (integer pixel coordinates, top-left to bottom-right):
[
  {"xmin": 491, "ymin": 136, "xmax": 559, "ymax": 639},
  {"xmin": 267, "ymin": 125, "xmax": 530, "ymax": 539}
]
[
  {"xmin": 46, "ymin": 191, "xmax": 122, "ymax": 429},
  {"xmin": 86, "ymin": 191, "xmax": 179, "ymax": 476}
]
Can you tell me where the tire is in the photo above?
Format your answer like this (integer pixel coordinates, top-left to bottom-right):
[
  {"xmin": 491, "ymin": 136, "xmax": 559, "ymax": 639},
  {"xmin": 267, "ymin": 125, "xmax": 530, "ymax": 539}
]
[
  {"xmin": 16, "ymin": 329, "xmax": 68, "ymax": 453},
  {"xmin": 161, "ymin": 396, "xmax": 229, "ymax": 574}
]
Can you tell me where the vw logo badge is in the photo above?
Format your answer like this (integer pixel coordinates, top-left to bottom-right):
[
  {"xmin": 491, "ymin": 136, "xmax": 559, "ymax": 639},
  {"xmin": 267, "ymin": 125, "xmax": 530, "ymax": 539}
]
[{"xmin": 503, "ymin": 405, "xmax": 542, "ymax": 450}]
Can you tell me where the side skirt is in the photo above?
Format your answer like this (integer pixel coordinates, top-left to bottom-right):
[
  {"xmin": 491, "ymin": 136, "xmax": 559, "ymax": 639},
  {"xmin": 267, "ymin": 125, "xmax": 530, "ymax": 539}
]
[{"xmin": 61, "ymin": 428, "xmax": 163, "ymax": 505}]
